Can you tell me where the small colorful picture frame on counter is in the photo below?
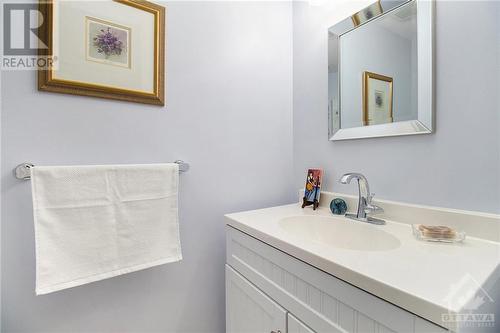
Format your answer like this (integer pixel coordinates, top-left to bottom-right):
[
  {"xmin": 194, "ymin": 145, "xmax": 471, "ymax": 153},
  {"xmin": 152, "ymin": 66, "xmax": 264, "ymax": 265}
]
[{"xmin": 302, "ymin": 169, "xmax": 323, "ymax": 210}]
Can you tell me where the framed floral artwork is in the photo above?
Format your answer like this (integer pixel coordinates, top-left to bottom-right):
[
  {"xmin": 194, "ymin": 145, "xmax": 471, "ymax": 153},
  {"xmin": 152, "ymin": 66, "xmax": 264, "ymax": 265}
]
[{"xmin": 38, "ymin": 0, "xmax": 165, "ymax": 105}]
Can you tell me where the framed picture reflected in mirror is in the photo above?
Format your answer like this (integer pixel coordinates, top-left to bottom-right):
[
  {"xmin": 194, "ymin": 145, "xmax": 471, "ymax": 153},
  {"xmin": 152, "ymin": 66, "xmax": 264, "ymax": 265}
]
[{"xmin": 363, "ymin": 71, "xmax": 393, "ymax": 126}]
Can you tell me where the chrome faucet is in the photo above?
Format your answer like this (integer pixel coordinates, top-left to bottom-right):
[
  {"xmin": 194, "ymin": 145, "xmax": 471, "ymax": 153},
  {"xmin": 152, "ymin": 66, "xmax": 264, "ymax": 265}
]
[{"xmin": 339, "ymin": 173, "xmax": 385, "ymax": 225}]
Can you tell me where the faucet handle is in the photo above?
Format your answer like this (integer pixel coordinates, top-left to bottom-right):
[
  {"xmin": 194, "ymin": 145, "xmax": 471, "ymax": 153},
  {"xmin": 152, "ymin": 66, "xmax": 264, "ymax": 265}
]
[
  {"xmin": 365, "ymin": 194, "xmax": 384, "ymax": 214},
  {"xmin": 365, "ymin": 204, "xmax": 384, "ymax": 215}
]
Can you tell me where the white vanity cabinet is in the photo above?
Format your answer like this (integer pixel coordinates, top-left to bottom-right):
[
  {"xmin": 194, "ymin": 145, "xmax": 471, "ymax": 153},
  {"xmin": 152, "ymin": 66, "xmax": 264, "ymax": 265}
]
[
  {"xmin": 226, "ymin": 226, "xmax": 448, "ymax": 333},
  {"xmin": 288, "ymin": 313, "xmax": 315, "ymax": 333}
]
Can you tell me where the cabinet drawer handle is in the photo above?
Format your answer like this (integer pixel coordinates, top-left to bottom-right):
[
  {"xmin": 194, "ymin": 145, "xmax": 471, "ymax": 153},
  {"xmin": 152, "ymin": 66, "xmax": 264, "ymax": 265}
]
[{"xmin": 271, "ymin": 331, "xmax": 281, "ymax": 333}]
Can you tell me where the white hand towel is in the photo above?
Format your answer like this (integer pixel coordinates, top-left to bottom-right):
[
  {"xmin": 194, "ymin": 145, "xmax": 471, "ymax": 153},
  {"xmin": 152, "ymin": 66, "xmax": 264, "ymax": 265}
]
[{"xmin": 31, "ymin": 163, "xmax": 182, "ymax": 295}]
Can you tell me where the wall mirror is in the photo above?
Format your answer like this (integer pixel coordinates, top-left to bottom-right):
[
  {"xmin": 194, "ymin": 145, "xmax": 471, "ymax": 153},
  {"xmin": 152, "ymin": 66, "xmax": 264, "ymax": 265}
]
[{"xmin": 328, "ymin": 0, "xmax": 434, "ymax": 141}]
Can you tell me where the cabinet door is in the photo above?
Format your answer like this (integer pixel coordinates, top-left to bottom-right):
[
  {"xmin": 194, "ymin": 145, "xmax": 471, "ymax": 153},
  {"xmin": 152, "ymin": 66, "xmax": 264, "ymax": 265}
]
[
  {"xmin": 288, "ymin": 313, "xmax": 316, "ymax": 333},
  {"xmin": 226, "ymin": 265, "xmax": 287, "ymax": 333}
]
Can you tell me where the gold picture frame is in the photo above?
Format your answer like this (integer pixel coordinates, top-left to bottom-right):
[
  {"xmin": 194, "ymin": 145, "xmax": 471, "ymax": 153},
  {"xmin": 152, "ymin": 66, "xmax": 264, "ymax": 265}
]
[
  {"xmin": 351, "ymin": 1, "xmax": 383, "ymax": 27},
  {"xmin": 363, "ymin": 71, "xmax": 393, "ymax": 126},
  {"xmin": 38, "ymin": 0, "xmax": 165, "ymax": 106}
]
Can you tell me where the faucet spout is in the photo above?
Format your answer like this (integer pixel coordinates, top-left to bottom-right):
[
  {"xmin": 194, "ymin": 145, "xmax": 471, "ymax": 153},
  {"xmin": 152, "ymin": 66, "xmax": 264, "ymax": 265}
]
[
  {"xmin": 339, "ymin": 174, "xmax": 354, "ymax": 184},
  {"xmin": 339, "ymin": 173, "xmax": 370, "ymax": 200},
  {"xmin": 338, "ymin": 173, "xmax": 385, "ymax": 225}
]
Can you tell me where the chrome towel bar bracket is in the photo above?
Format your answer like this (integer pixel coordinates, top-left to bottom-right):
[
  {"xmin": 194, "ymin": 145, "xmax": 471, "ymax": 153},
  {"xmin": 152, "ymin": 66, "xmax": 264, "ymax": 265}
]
[
  {"xmin": 14, "ymin": 160, "xmax": 190, "ymax": 180},
  {"xmin": 14, "ymin": 162, "xmax": 34, "ymax": 180},
  {"xmin": 174, "ymin": 160, "xmax": 190, "ymax": 173}
]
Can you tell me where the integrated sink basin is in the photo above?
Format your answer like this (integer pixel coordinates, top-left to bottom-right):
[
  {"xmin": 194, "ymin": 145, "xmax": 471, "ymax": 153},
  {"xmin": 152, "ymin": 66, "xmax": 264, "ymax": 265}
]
[{"xmin": 279, "ymin": 215, "xmax": 401, "ymax": 251}]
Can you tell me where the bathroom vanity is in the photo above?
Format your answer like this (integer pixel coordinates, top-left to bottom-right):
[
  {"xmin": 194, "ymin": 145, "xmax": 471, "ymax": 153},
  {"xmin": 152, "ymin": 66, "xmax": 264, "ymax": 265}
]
[{"xmin": 225, "ymin": 193, "xmax": 500, "ymax": 333}]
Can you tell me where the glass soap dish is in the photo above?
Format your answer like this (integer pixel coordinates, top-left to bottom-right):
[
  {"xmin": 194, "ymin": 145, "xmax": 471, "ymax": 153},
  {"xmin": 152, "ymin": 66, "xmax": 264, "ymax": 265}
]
[{"xmin": 412, "ymin": 224, "xmax": 466, "ymax": 243}]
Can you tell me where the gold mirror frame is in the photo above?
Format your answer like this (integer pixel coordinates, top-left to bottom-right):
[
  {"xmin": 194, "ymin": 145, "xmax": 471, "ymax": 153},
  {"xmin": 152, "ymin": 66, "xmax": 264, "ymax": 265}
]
[{"xmin": 38, "ymin": 0, "xmax": 165, "ymax": 106}]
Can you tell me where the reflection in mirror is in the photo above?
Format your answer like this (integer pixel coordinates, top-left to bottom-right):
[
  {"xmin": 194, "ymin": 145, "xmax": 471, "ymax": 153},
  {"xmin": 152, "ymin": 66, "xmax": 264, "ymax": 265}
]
[
  {"xmin": 328, "ymin": 34, "xmax": 340, "ymax": 133},
  {"xmin": 328, "ymin": 0, "xmax": 434, "ymax": 141},
  {"xmin": 342, "ymin": 1, "xmax": 416, "ymax": 129}
]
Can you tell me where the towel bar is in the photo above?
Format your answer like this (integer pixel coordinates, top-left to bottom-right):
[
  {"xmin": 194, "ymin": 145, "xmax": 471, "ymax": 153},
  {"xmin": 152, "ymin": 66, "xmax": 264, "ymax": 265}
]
[{"xmin": 13, "ymin": 160, "xmax": 190, "ymax": 180}]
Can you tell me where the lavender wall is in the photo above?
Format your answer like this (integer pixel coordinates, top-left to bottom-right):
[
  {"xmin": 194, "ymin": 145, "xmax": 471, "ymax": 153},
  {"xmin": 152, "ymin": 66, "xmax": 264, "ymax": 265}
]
[
  {"xmin": 1, "ymin": 2, "xmax": 294, "ymax": 331},
  {"xmin": 293, "ymin": 0, "xmax": 500, "ymax": 214},
  {"xmin": 2, "ymin": 1, "xmax": 499, "ymax": 332}
]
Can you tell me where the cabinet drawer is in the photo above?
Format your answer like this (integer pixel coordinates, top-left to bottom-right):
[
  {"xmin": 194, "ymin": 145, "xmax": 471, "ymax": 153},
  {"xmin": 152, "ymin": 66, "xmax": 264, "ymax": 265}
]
[{"xmin": 226, "ymin": 226, "xmax": 447, "ymax": 333}]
